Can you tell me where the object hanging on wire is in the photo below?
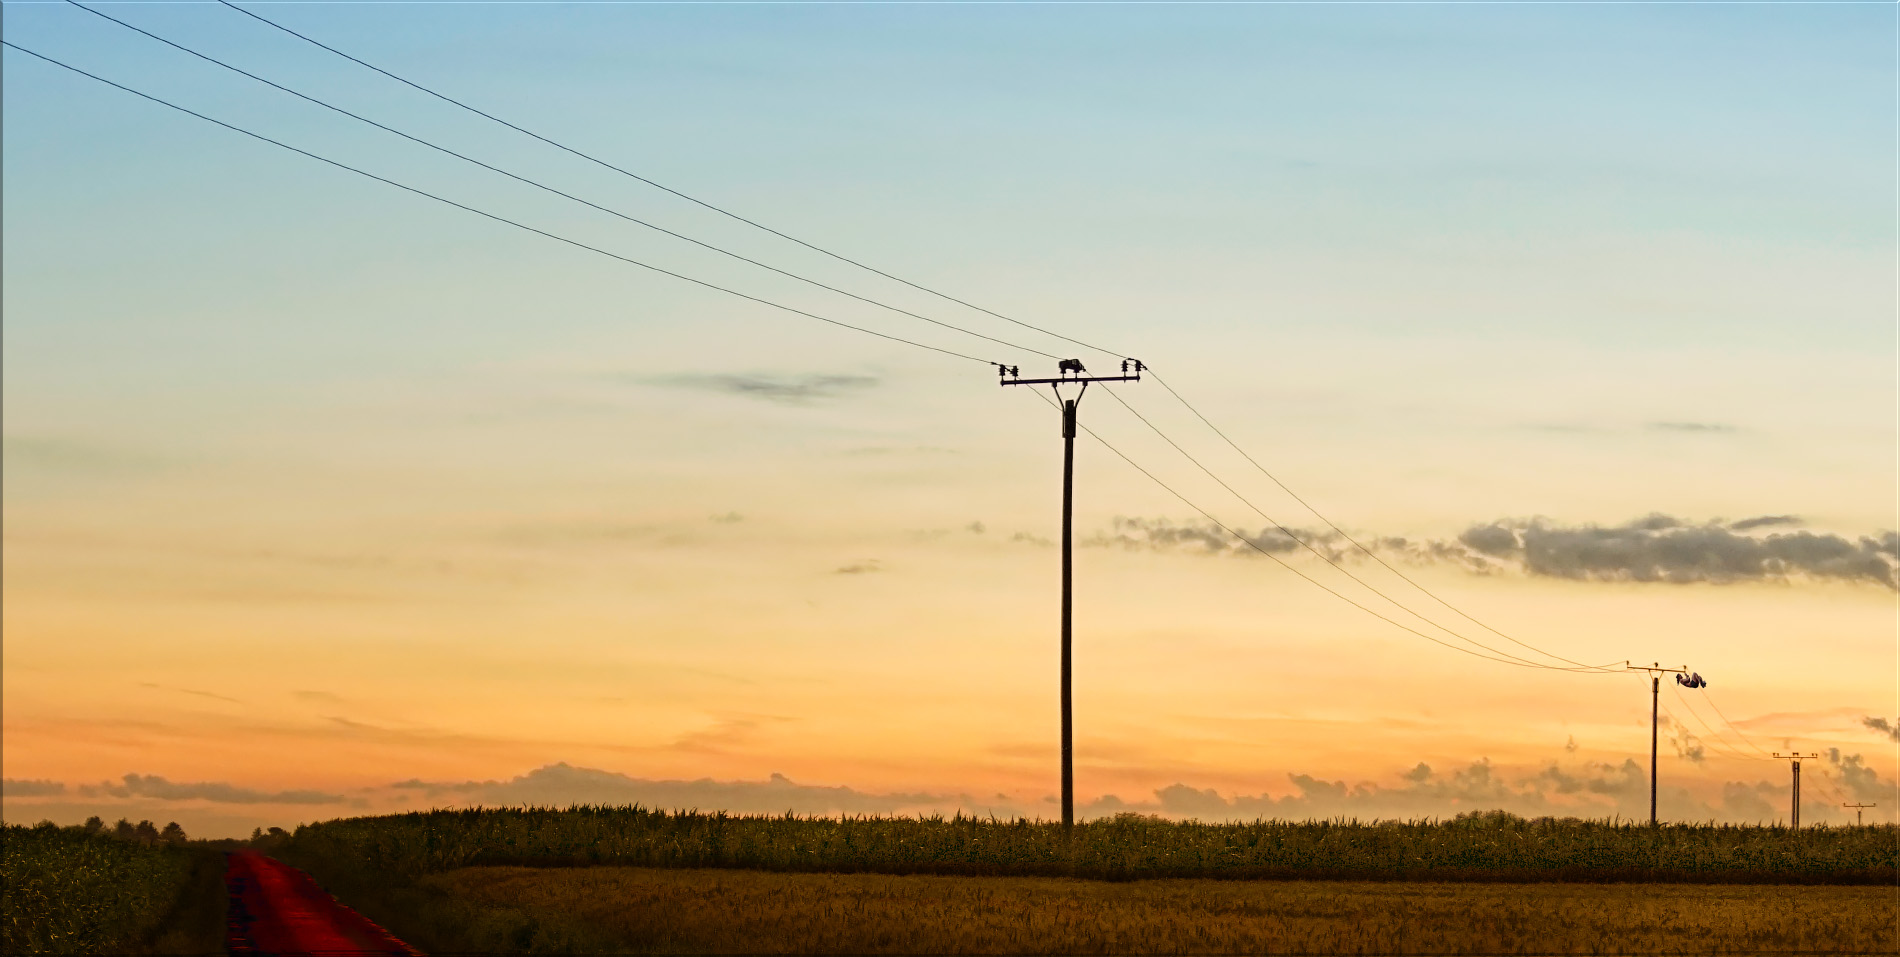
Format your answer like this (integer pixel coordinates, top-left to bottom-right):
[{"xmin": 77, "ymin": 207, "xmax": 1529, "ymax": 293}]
[{"xmin": 1675, "ymin": 672, "xmax": 1707, "ymax": 689}]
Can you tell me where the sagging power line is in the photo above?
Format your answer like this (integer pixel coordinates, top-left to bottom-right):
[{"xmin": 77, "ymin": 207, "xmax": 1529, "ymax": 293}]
[
  {"xmin": 202, "ymin": 0, "xmax": 1605, "ymax": 677},
  {"xmin": 0, "ymin": 41, "xmax": 1008, "ymax": 371}
]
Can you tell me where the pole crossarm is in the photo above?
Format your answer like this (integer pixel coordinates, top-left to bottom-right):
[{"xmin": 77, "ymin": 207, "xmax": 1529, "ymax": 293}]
[
  {"xmin": 1623, "ymin": 662, "xmax": 1691, "ymax": 675},
  {"xmin": 1002, "ymin": 375, "xmax": 1143, "ymax": 386}
]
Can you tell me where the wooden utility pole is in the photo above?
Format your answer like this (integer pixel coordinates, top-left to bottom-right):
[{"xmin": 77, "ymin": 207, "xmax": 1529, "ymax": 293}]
[
  {"xmin": 1624, "ymin": 662, "xmax": 1691, "ymax": 826},
  {"xmin": 1842, "ymin": 802, "xmax": 1875, "ymax": 826},
  {"xmin": 1000, "ymin": 358, "xmax": 1142, "ymax": 832},
  {"xmin": 1773, "ymin": 752, "xmax": 1819, "ymax": 827}
]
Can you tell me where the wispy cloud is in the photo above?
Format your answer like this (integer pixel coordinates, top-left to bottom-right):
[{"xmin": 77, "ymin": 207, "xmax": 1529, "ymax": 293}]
[
  {"xmin": 646, "ymin": 373, "xmax": 879, "ymax": 404},
  {"xmin": 140, "ymin": 682, "xmax": 243, "ymax": 705},
  {"xmin": 77, "ymin": 773, "xmax": 343, "ymax": 805},
  {"xmin": 834, "ymin": 560, "xmax": 883, "ymax": 574},
  {"xmin": 1648, "ymin": 422, "xmax": 1737, "ymax": 433}
]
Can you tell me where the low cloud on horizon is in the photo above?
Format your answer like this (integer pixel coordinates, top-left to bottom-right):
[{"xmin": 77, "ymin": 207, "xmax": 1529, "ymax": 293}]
[{"xmin": 10, "ymin": 753, "xmax": 1889, "ymax": 830}]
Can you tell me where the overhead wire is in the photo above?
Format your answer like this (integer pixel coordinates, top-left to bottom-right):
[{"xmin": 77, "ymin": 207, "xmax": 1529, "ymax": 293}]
[
  {"xmin": 65, "ymin": 0, "xmax": 1063, "ymax": 364},
  {"xmin": 1667, "ymin": 682, "xmax": 1763, "ymax": 762},
  {"xmin": 1024, "ymin": 389, "xmax": 1594, "ymax": 672},
  {"xmin": 1098, "ymin": 383, "xmax": 1617, "ymax": 673},
  {"xmin": 36, "ymin": 5, "xmax": 1690, "ymax": 683},
  {"xmin": 203, "ymin": 0, "xmax": 1635, "ymax": 676},
  {"xmin": 211, "ymin": 0, "xmax": 1120, "ymax": 361},
  {"xmin": 0, "ymin": 40, "xmax": 1002, "ymax": 369}
]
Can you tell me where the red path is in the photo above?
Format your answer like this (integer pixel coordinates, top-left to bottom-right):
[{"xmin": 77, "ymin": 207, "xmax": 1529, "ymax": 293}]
[{"xmin": 225, "ymin": 850, "xmax": 422, "ymax": 956}]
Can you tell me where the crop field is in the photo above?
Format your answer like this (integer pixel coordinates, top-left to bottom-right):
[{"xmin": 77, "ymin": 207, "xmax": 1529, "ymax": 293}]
[
  {"xmin": 265, "ymin": 808, "xmax": 1899, "ymax": 954},
  {"xmin": 0, "ymin": 823, "xmax": 211, "ymax": 954},
  {"xmin": 279, "ymin": 806, "xmax": 1896, "ymax": 884},
  {"xmin": 424, "ymin": 865, "xmax": 1898, "ymax": 955}
]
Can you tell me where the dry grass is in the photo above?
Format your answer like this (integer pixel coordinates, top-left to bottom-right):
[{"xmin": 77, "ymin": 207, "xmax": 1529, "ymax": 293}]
[{"xmin": 424, "ymin": 865, "xmax": 1899, "ymax": 955}]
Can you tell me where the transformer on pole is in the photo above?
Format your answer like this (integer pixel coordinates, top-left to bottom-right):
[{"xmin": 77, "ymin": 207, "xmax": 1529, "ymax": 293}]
[{"xmin": 1000, "ymin": 358, "xmax": 1143, "ymax": 831}]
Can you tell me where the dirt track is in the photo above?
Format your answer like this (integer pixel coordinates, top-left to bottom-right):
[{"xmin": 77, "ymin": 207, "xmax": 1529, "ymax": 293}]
[{"xmin": 225, "ymin": 850, "xmax": 420, "ymax": 956}]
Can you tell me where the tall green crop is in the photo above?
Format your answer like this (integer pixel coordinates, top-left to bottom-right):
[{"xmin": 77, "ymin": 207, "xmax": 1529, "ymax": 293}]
[
  {"xmin": 277, "ymin": 807, "xmax": 1895, "ymax": 885},
  {"xmin": 1, "ymin": 823, "xmax": 194, "ymax": 954}
]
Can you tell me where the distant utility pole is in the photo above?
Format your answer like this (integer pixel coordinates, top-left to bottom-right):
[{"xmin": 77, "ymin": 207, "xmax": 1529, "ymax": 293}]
[
  {"xmin": 1624, "ymin": 662, "xmax": 1692, "ymax": 826},
  {"xmin": 1000, "ymin": 358, "xmax": 1143, "ymax": 832},
  {"xmin": 1773, "ymin": 752, "xmax": 1819, "ymax": 828},
  {"xmin": 1842, "ymin": 802, "xmax": 1876, "ymax": 826}
]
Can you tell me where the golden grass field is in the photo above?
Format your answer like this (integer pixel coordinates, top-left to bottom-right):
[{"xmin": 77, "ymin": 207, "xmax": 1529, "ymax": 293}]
[{"xmin": 424, "ymin": 865, "xmax": 1898, "ymax": 955}]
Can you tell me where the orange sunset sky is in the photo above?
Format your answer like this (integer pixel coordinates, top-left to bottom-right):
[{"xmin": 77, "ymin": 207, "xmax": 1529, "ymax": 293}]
[{"xmin": 3, "ymin": 2, "xmax": 1895, "ymax": 838}]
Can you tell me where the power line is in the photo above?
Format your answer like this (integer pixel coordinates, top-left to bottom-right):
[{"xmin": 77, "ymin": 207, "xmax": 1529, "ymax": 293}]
[
  {"xmin": 212, "ymin": 0, "xmax": 1120, "ymax": 361},
  {"xmin": 0, "ymin": 40, "xmax": 1002, "ymax": 369},
  {"xmin": 66, "ymin": 0, "xmax": 1063, "ymax": 364},
  {"xmin": 1666, "ymin": 683, "xmax": 1762, "ymax": 763},
  {"xmin": 212, "ymin": 0, "xmax": 1641, "ymax": 678},
  {"xmin": 1700, "ymin": 689, "xmax": 1778, "ymax": 759},
  {"xmin": 1144, "ymin": 369, "xmax": 1614, "ymax": 673},
  {"xmin": 1026, "ymin": 389, "xmax": 1591, "ymax": 672},
  {"xmin": 1098, "ymin": 384, "xmax": 1614, "ymax": 673}
]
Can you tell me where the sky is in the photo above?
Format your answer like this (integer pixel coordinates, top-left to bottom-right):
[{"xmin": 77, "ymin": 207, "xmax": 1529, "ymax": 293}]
[{"xmin": 2, "ymin": 1, "xmax": 1896, "ymax": 839}]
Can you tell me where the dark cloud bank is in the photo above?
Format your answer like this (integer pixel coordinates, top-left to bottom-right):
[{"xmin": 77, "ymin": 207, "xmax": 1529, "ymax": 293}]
[
  {"xmin": 76, "ymin": 774, "xmax": 343, "ymax": 805},
  {"xmin": 1093, "ymin": 514, "xmax": 1897, "ymax": 589}
]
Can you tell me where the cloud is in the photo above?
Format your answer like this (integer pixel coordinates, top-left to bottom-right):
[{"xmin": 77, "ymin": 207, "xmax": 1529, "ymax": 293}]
[
  {"xmin": 833, "ymin": 560, "xmax": 882, "ymax": 574},
  {"xmin": 1441, "ymin": 515, "xmax": 1897, "ymax": 589},
  {"xmin": 1077, "ymin": 757, "xmax": 1669, "ymax": 823},
  {"xmin": 3, "ymin": 779, "xmax": 66, "ymax": 797},
  {"xmin": 648, "ymin": 373, "xmax": 879, "ymax": 404},
  {"xmin": 1728, "ymin": 515, "xmax": 1800, "ymax": 531},
  {"xmin": 2, "ymin": 435, "xmax": 166, "ymax": 475},
  {"xmin": 1087, "ymin": 517, "xmax": 1345, "ymax": 562},
  {"xmin": 709, "ymin": 512, "xmax": 744, "ymax": 524},
  {"xmin": 1825, "ymin": 749, "xmax": 1892, "ymax": 802},
  {"xmin": 389, "ymin": 763, "xmax": 954, "ymax": 816},
  {"xmin": 140, "ymin": 682, "xmax": 243, "ymax": 705},
  {"xmin": 1863, "ymin": 716, "xmax": 1900, "ymax": 743},
  {"xmin": 1010, "ymin": 531, "xmax": 1054, "ymax": 548},
  {"xmin": 1648, "ymin": 422, "xmax": 1737, "ymax": 433},
  {"xmin": 77, "ymin": 774, "xmax": 343, "ymax": 805},
  {"xmin": 293, "ymin": 690, "xmax": 343, "ymax": 704}
]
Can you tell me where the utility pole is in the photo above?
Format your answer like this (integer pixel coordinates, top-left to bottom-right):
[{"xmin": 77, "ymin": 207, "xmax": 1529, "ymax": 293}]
[
  {"xmin": 1842, "ymin": 802, "xmax": 1875, "ymax": 826},
  {"xmin": 1773, "ymin": 752, "xmax": 1819, "ymax": 828},
  {"xmin": 1624, "ymin": 662, "xmax": 1691, "ymax": 826},
  {"xmin": 1000, "ymin": 358, "xmax": 1143, "ymax": 832}
]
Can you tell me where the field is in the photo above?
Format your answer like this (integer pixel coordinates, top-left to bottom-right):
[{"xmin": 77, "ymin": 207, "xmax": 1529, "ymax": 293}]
[
  {"xmin": 0, "ymin": 823, "xmax": 224, "ymax": 955},
  {"xmin": 425, "ymin": 865, "xmax": 1898, "ymax": 955},
  {"xmin": 279, "ymin": 806, "xmax": 1897, "ymax": 883},
  {"xmin": 260, "ymin": 808, "xmax": 1899, "ymax": 954}
]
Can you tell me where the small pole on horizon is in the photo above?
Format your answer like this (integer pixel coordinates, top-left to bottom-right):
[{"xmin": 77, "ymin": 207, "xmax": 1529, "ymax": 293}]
[
  {"xmin": 1842, "ymin": 802, "xmax": 1875, "ymax": 826},
  {"xmin": 1774, "ymin": 752, "xmax": 1820, "ymax": 828},
  {"xmin": 1624, "ymin": 662, "xmax": 1692, "ymax": 826},
  {"xmin": 999, "ymin": 358, "xmax": 1143, "ymax": 833}
]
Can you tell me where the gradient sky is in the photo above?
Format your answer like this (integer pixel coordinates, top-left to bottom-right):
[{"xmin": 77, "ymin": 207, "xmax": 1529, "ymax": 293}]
[{"xmin": 3, "ymin": 2, "xmax": 1895, "ymax": 838}]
